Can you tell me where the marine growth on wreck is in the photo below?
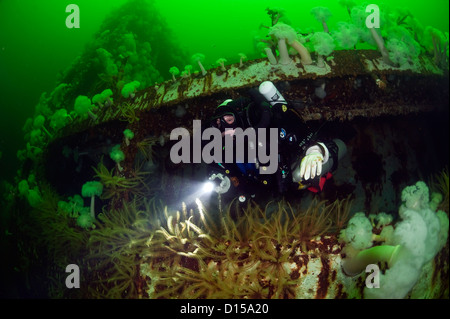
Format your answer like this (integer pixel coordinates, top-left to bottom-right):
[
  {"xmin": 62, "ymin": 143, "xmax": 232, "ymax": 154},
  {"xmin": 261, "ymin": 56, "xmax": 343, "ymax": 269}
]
[{"xmin": 0, "ymin": 0, "xmax": 448, "ymax": 300}]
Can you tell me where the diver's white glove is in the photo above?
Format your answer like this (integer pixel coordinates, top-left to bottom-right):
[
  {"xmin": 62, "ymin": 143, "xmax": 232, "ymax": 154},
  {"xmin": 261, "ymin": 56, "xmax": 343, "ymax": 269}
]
[{"xmin": 300, "ymin": 143, "xmax": 329, "ymax": 181}]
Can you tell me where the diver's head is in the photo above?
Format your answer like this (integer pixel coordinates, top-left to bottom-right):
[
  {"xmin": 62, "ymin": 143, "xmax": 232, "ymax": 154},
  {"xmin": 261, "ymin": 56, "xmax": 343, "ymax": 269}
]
[{"xmin": 211, "ymin": 99, "xmax": 244, "ymax": 133}]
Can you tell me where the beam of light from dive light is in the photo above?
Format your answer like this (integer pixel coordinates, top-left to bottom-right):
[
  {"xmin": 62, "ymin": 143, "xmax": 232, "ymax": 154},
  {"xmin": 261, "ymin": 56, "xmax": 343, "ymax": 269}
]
[
  {"xmin": 180, "ymin": 173, "xmax": 229, "ymax": 206},
  {"xmin": 202, "ymin": 181, "xmax": 215, "ymax": 193},
  {"xmin": 180, "ymin": 180, "xmax": 217, "ymax": 205}
]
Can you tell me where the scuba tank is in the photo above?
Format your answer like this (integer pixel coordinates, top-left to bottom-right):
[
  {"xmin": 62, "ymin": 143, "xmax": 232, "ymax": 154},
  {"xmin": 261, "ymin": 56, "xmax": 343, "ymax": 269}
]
[{"xmin": 258, "ymin": 81, "xmax": 287, "ymax": 106}]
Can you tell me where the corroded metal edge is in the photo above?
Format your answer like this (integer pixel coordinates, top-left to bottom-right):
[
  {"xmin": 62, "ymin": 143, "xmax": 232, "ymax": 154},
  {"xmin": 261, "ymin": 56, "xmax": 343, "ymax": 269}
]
[{"xmin": 57, "ymin": 49, "xmax": 447, "ymax": 141}]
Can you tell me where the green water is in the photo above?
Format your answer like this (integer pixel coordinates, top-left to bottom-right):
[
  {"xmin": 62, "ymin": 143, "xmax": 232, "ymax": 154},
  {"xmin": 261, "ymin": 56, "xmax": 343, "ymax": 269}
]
[{"xmin": 158, "ymin": 0, "xmax": 449, "ymax": 61}]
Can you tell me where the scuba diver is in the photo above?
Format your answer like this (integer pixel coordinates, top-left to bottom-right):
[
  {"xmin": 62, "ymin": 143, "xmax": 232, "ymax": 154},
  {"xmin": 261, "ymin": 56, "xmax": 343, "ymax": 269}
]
[{"xmin": 204, "ymin": 81, "xmax": 347, "ymax": 202}]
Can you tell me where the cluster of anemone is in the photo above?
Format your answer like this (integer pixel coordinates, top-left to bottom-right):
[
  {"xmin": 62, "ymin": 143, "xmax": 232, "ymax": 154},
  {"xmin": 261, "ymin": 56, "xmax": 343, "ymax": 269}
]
[
  {"xmin": 339, "ymin": 181, "xmax": 449, "ymax": 299},
  {"xmin": 255, "ymin": 4, "xmax": 447, "ymax": 71},
  {"xmin": 18, "ymin": 174, "xmax": 43, "ymax": 208},
  {"xmin": 92, "ymin": 159, "xmax": 150, "ymax": 207},
  {"xmin": 139, "ymin": 196, "xmax": 353, "ymax": 299},
  {"xmin": 269, "ymin": 22, "xmax": 312, "ymax": 65},
  {"xmin": 22, "ymin": 195, "xmax": 350, "ymax": 298}
]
